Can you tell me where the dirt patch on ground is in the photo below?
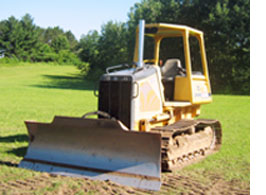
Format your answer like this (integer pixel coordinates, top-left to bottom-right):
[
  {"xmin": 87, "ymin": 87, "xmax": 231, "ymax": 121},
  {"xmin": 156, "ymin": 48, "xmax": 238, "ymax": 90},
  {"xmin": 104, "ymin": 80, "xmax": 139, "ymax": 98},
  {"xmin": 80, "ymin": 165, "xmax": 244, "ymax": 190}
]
[
  {"xmin": 0, "ymin": 171, "xmax": 250, "ymax": 195},
  {"xmin": 160, "ymin": 173, "xmax": 250, "ymax": 195}
]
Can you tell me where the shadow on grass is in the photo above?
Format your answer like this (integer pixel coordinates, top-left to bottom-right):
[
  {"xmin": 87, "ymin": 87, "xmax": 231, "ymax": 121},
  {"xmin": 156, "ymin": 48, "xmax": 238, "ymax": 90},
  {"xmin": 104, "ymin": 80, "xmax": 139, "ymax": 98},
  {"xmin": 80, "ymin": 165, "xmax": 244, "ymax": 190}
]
[
  {"xmin": 0, "ymin": 134, "xmax": 28, "ymax": 143},
  {"xmin": 0, "ymin": 134, "xmax": 28, "ymax": 158},
  {"xmin": 0, "ymin": 160, "xmax": 18, "ymax": 167},
  {"xmin": 7, "ymin": 146, "xmax": 28, "ymax": 157},
  {"xmin": 30, "ymin": 74, "xmax": 96, "ymax": 91}
]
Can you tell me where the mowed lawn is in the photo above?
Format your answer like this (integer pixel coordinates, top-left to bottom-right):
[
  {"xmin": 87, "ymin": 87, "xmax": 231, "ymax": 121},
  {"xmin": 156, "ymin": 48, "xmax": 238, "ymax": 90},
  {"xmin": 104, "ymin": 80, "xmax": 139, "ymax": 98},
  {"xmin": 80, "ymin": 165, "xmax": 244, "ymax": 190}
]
[
  {"xmin": 0, "ymin": 64, "xmax": 250, "ymax": 191},
  {"xmin": 190, "ymin": 95, "xmax": 250, "ymax": 182},
  {"xmin": 0, "ymin": 64, "xmax": 97, "ymax": 163}
]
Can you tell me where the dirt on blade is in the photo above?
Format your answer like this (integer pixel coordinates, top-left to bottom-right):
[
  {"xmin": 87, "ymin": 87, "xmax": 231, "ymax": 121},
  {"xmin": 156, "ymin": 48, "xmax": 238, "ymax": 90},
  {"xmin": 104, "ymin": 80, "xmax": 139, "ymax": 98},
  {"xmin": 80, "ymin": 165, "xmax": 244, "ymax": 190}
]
[{"xmin": 0, "ymin": 171, "xmax": 249, "ymax": 195}]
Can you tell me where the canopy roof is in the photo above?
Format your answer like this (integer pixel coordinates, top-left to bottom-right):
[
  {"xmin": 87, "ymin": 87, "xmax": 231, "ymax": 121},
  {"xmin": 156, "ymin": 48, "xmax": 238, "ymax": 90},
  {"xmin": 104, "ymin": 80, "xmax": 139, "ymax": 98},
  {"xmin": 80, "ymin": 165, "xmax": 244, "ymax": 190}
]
[{"xmin": 143, "ymin": 23, "xmax": 203, "ymax": 37}]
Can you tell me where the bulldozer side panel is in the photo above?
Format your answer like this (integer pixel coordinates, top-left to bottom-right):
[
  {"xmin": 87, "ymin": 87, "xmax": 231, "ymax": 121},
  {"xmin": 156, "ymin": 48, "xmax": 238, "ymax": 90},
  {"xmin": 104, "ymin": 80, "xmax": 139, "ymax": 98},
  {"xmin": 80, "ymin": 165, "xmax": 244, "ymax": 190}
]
[{"xmin": 132, "ymin": 66, "xmax": 165, "ymax": 130}]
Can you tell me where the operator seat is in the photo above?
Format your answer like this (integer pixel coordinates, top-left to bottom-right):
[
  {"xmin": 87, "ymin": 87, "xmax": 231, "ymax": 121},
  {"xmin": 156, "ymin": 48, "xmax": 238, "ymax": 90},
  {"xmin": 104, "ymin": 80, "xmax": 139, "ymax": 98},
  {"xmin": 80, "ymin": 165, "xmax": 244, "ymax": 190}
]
[
  {"xmin": 161, "ymin": 59, "xmax": 185, "ymax": 79},
  {"xmin": 161, "ymin": 59, "xmax": 186, "ymax": 101}
]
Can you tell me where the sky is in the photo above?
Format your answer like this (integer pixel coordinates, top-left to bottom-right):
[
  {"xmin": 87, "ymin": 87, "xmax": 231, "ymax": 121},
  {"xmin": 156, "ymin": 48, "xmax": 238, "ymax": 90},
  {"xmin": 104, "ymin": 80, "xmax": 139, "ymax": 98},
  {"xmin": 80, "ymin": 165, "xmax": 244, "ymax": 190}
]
[{"xmin": 0, "ymin": 0, "xmax": 141, "ymax": 40}]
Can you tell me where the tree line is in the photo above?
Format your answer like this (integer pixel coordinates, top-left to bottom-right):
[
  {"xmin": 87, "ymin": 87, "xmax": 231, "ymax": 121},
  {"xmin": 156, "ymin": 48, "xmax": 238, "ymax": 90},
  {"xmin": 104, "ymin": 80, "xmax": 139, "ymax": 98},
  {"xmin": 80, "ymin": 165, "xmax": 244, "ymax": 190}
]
[
  {"xmin": 0, "ymin": 14, "xmax": 84, "ymax": 66},
  {"xmin": 0, "ymin": 0, "xmax": 249, "ymax": 94}
]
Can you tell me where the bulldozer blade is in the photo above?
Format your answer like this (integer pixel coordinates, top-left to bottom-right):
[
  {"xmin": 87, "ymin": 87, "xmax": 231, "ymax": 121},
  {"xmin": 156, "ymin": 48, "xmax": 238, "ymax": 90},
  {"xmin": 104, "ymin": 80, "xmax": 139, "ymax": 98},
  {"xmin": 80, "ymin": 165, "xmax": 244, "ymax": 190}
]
[{"xmin": 19, "ymin": 116, "xmax": 161, "ymax": 191}]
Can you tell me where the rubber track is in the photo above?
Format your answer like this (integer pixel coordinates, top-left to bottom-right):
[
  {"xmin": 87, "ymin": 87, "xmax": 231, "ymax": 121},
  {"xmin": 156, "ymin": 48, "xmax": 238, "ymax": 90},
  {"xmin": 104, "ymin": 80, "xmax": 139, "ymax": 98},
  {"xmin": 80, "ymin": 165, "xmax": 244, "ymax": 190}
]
[{"xmin": 151, "ymin": 119, "xmax": 222, "ymax": 172}]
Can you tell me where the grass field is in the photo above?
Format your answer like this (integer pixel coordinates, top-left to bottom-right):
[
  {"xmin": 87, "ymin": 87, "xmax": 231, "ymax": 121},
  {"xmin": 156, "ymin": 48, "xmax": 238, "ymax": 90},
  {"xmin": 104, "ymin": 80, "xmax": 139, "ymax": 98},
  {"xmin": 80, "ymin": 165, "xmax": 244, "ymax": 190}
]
[{"xmin": 0, "ymin": 63, "xmax": 250, "ymax": 194}]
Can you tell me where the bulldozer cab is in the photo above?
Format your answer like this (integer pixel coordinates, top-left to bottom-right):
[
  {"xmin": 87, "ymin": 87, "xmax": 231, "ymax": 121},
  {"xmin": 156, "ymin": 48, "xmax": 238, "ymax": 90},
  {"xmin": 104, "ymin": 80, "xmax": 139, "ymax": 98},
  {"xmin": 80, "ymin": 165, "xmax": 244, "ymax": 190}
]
[{"xmin": 133, "ymin": 23, "xmax": 212, "ymax": 105}]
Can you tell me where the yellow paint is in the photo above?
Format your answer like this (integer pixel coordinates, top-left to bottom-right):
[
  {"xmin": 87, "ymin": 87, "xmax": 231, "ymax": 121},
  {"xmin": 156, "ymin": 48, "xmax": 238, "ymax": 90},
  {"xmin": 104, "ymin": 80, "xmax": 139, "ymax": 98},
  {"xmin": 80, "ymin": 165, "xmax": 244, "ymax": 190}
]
[
  {"xmin": 134, "ymin": 104, "xmax": 201, "ymax": 132},
  {"xmin": 174, "ymin": 77, "xmax": 191, "ymax": 101},
  {"xmin": 132, "ymin": 22, "xmax": 213, "ymax": 132},
  {"xmin": 139, "ymin": 82, "xmax": 161, "ymax": 112}
]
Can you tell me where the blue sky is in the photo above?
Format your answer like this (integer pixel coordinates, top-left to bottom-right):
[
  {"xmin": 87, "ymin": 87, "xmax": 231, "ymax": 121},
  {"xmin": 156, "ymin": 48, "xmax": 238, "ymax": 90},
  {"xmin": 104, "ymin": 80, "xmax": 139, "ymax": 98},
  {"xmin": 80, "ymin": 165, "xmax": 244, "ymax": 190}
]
[{"xmin": 0, "ymin": 0, "xmax": 141, "ymax": 40}]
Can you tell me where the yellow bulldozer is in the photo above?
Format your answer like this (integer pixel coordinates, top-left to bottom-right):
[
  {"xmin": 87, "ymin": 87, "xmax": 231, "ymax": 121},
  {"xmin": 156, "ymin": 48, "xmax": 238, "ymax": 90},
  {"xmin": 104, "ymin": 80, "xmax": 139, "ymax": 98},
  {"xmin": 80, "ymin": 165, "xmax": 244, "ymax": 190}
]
[{"xmin": 19, "ymin": 20, "xmax": 222, "ymax": 191}]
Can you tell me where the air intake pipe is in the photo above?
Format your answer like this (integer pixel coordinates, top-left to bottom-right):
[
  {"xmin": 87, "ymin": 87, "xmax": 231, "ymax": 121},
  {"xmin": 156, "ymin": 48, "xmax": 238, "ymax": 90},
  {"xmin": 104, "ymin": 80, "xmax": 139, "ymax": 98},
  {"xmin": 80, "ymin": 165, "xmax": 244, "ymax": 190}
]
[{"xmin": 137, "ymin": 20, "xmax": 145, "ymax": 68}]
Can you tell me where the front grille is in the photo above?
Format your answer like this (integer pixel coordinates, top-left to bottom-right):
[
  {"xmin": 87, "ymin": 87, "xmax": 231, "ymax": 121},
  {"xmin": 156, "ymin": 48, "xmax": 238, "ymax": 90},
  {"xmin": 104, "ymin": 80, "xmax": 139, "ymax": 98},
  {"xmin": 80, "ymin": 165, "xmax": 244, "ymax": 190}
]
[{"xmin": 98, "ymin": 76, "xmax": 132, "ymax": 128}]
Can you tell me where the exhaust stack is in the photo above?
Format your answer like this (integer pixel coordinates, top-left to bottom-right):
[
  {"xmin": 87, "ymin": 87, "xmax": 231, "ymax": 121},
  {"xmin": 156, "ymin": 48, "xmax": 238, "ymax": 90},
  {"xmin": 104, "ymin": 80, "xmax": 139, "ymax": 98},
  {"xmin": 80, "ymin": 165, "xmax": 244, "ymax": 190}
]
[{"xmin": 137, "ymin": 20, "xmax": 145, "ymax": 67}]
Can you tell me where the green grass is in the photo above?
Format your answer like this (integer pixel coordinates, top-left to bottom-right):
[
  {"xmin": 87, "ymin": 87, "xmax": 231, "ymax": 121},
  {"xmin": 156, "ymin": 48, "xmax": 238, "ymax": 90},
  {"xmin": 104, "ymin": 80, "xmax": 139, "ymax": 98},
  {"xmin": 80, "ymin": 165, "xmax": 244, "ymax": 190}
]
[
  {"xmin": 0, "ymin": 63, "xmax": 250, "ymax": 191},
  {"xmin": 188, "ymin": 95, "xmax": 250, "ymax": 181},
  {"xmin": 0, "ymin": 63, "xmax": 96, "ymax": 169}
]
